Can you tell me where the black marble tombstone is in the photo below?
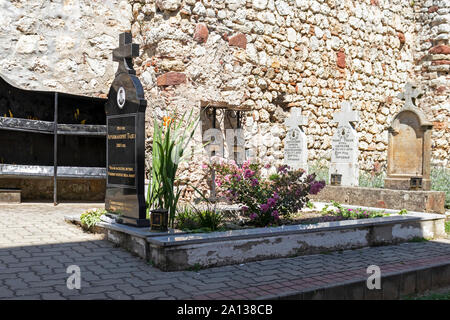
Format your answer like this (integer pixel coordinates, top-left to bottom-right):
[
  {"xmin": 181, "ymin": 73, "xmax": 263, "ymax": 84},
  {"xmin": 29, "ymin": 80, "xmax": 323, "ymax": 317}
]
[{"xmin": 105, "ymin": 32, "xmax": 149, "ymax": 227}]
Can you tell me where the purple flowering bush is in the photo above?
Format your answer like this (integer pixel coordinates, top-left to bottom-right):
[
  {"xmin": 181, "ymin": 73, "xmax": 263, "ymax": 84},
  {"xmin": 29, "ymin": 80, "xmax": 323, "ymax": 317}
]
[{"xmin": 207, "ymin": 158, "xmax": 326, "ymax": 227}]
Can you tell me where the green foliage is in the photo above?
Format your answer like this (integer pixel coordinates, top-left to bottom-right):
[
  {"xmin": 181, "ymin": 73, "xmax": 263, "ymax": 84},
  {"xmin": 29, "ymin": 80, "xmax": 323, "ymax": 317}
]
[
  {"xmin": 147, "ymin": 110, "xmax": 199, "ymax": 227},
  {"xmin": 445, "ymin": 221, "xmax": 450, "ymax": 235},
  {"xmin": 268, "ymin": 173, "xmax": 280, "ymax": 181},
  {"xmin": 188, "ymin": 263, "xmax": 203, "ymax": 272},
  {"xmin": 322, "ymin": 201, "xmax": 388, "ymax": 219},
  {"xmin": 208, "ymin": 160, "xmax": 325, "ymax": 227},
  {"xmin": 195, "ymin": 209, "xmax": 223, "ymax": 231},
  {"xmin": 306, "ymin": 201, "xmax": 314, "ymax": 209},
  {"xmin": 406, "ymin": 290, "xmax": 450, "ymax": 300},
  {"xmin": 308, "ymin": 160, "xmax": 329, "ymax": 184},
  {"xmin": 175, "ymin": 205, "xmax": 224, "ymax": 232},
  {"xmin": 398, "ymin": 209, "xmax": 408, "ymax": 215},
  {"xmin": 80, "ymin": 209, "xmax": 106, "ymax": 231},
  {"xmin": 359, "ymin": 171, "xmax": 385, "ymax": 188},
  {"xmin": 431, "ymin": 166, "xmax": 450, "ymax": 209},
  {"xmin": 175, "ymin": 206, "xmax": 199, "ymax": 230},
  {"xmin": 408, "ymin": 237, "xmax": 429, "ymax": 243}
]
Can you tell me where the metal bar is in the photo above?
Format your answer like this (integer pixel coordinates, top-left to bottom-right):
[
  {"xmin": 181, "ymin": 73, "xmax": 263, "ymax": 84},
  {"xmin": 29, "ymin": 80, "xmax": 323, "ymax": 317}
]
[
  {"xmin": 211, "ymin": 108, "xmax": 216, "ymax": 201},
  {"xmin": 236, "ymin": 111, "xmax": 241, "ymax": 129},
  {"xmin": 53, "ymin": 92, "xmax": 58, "ymax": 206}
]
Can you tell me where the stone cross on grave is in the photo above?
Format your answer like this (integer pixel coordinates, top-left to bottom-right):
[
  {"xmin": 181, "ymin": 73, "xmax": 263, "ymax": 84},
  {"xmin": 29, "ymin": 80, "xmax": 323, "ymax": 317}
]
[
  {"xmin": 113, "ymin": 32, "xmax": 139, "ymax": 75},
  {"xmin": 284, "ymin": 107, "xmax": 308, "ymax": 129},
  {"xmin": 332, "ymin": 102, "xmax": 359, "ymax": 127},
  {"xmin": 397, "ymin": 82, "xmax": 421, "ymax": 109}
]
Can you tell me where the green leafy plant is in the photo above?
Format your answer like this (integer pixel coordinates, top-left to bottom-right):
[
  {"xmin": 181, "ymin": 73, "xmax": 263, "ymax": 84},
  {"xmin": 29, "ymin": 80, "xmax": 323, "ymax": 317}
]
[
  {"xmin": 398, "ymin": 209, "xmax": 408, "ymax": 215},
  {"xmin": 147, "ymin": 110, "xmax": 199, "ymax": 227},
  {"xmin": 80, "ymin": 208, "xmax": 106, "ymax": 231},
  {"xmin": 431, "ymin": 166, "xmax": 450, "ymax": 209},
  {"xmin": 322, "ymin": 201, "xmax": 388, "ymax": 220},
  {"xmin": 175, "ymin": 205, "xmax": 224, "ymax": 232},
  {"xmin": 408, "ymin": 237, "xmax": 429, "ymax": 243},
  {"xmin": 195, "ymin": 209, "xmax": 223, "ymax": 231},
  {"xmin": 175, "ymin": 206, "xmax": 200, "ymax": 230},
  {"xmin": 207, "ymin": 159, "xmax": 325, "ymax": 227}
]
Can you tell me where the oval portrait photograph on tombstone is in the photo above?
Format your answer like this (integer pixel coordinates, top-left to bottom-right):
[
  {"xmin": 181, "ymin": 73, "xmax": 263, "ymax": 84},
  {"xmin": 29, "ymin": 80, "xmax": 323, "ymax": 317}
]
[{"xmin": 117, "ymin": 87, "xmax": 126, "ymax": 109}]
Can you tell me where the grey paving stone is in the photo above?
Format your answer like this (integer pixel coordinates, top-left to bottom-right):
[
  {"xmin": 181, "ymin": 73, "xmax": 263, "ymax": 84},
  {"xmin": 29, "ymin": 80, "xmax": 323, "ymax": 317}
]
[{"xmin": 0, "ymin": 203, "xmax": 449, "ymax": 300}]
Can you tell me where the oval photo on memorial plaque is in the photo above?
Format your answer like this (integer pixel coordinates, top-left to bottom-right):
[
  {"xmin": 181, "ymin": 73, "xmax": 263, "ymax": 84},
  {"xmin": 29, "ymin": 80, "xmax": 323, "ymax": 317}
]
[{"xmin": 117, "ymin": 87, "xmax": 126, "ymax": 109}]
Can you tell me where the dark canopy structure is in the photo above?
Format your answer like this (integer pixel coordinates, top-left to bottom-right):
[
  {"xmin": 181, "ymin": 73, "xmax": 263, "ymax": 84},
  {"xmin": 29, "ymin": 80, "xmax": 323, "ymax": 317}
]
[{"xmin": 0, "ymin": 73, "xmax": 107, "ymax": 202}]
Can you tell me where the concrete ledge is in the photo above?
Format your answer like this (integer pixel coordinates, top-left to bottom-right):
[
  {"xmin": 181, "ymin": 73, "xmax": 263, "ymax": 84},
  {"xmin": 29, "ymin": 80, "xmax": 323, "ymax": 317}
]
[
  {"xmin": 311, "ymin": 186, "xmax": 446, "ymax": 214},
  {"xmin": 0, "ymin": 188, "xmax": 21, "ymax": 203},
  {"xmin": 148, "ymin": 210, "xmax": 446, "ymax": 271},
  {"xmin": 65, "ymin": 206, "xmax": 446, "ymax": 272},
  {"xmin": 64, "ymin": 214, "xmax": 185, "ymax": 260}
]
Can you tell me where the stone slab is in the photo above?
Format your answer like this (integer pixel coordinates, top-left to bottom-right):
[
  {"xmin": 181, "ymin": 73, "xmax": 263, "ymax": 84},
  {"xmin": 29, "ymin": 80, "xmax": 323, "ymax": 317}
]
[
  {"xmin": 0, "ymin": 178, "xmax": 105, "ymax": 201},
  {"xmin": 311, "ymin": 185, "xmax": 445, "ymax": 214},
  {"xmin": 147, "ymin": 210, "xmax": 445, "ymax": 271},
  {"xmin": 64, "ymin": 214, "xmax": 185, "ymax": 260},
  {"xmin": 0, "ymin": 189, "xmax": 21, "ymax": 203}
]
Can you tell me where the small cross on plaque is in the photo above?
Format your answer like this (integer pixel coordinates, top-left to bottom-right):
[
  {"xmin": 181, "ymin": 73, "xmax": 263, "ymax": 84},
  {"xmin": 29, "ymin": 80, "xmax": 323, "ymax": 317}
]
[
  {"xmin": 113, "ymin": 32, "xmax": 139, "ymax": 75},
  {"xmin": 397, "ymin": 82, "xmax": 421, "ymax": 108},
  {"xmin": 332, "ymin": 102, "xmax": 359, "ymax": 127},
  {"xmin": 284, "ymin": 107, "xmax": 307, "ymax": 129}
]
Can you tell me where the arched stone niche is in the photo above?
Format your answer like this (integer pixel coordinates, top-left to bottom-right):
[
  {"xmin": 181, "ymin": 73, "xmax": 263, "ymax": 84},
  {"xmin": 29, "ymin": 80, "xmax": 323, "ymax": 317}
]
[{"xmin": 384, "ymin": 108, "xmax": 433, "ymax": 190}]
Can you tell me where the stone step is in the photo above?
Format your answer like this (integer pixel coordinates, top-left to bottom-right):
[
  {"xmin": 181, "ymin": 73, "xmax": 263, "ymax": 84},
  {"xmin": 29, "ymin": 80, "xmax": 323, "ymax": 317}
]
[
  {"xmin": 190, "ymin": 240, "xmax": 450, "ymax": 300},
  {"xmin": 0, "ymin": 188, "xmax": 21, "ymax": 203}
]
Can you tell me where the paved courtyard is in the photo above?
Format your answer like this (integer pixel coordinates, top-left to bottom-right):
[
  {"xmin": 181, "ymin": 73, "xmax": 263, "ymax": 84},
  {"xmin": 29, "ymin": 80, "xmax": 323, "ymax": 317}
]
[{"xmin": 0, "ymin": 203, "xmax": 449, "ymax": 300}]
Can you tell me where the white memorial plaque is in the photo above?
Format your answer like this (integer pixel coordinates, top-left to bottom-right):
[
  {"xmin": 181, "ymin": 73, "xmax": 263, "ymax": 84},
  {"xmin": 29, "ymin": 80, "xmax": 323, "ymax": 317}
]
[
  {"xmin": 284, "ymin": 108, "xmax": 308, "ymax": 171},
  {"xmin": 329, "ymin": 102, "xmax": 360, "ymax": 186}
]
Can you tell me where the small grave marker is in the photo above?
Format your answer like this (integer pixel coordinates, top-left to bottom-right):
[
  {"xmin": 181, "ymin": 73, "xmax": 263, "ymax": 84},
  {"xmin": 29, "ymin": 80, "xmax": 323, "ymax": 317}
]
[
  {"xmin": 329, "ymin": 102, "xmax": 360, "ymax": 186},
  {"xmin": 385, "ymin": 82, "xmax": 433, "ymax": 190},
  {"xmin": 284, "ymin": 107, "xmax": 308, "ymax": 171}
]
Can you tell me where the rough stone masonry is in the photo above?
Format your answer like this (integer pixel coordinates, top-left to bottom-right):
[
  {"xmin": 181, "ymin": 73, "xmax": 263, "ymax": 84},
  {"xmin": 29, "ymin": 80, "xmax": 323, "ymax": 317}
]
[{"xmin": 0, "ymin": 0, "xmax": 449, "ymax": 199}]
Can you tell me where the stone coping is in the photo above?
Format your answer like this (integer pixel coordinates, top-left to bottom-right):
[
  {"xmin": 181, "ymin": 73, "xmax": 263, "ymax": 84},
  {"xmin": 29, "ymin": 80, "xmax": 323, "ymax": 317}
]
[
  {"xmin": 64, "ymin": 214, "xmax": 185, "ymax": 238},
  {"xmin": 65, "ymin": 203, "xmax": 444, "ymax": 245},
  {"xmin": 147, "ymin": 207, "xmax": 444, "ymax": 247}
]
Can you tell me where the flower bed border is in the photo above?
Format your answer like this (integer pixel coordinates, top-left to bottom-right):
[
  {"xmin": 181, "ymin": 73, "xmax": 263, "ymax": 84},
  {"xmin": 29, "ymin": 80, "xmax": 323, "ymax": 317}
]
[{"xmin": 65, "ymin": 205, "xmax": 446, "ymax": 272}]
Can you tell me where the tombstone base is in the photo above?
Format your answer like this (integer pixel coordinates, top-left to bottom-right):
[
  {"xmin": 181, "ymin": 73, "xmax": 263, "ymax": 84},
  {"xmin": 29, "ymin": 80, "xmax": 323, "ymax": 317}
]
[
  {"xmin": 116, "ymin": 216, "xmax": 150, "ymax": 228},
  {"xmin": 384, "ymin": 177, "xmax": 431, "ymax": 191},
  {"xmin": 329, "ymin": 163, "xmax": 359, "ymax": 187}
]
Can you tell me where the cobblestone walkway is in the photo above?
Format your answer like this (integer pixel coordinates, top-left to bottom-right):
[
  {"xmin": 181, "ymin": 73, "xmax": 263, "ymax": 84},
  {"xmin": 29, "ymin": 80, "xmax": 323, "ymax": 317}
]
[{"xmin": 1, "ymin": 203, "xmax": 449, "ymax": 300}]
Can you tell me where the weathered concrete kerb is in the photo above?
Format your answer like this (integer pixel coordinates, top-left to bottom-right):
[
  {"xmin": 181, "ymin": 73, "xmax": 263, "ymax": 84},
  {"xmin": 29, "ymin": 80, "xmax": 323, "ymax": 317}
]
[
  {"xmin": 147, "ymin": 212, "xmax": 445, "ymax": 271},
  {"xmin": 66, "ymin": 208, "xmax": 446, "ymax": 272}
]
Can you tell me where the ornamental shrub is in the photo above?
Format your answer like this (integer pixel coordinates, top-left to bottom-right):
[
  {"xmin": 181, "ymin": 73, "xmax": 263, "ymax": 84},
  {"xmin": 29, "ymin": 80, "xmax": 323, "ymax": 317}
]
[{"xmin": 206, "ymin": 158, "xmax": 325, "ymax": 227}]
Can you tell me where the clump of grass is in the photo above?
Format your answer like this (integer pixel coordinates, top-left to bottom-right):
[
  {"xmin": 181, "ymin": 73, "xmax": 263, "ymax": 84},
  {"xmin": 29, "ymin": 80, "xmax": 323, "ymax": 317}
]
[
  {"xmin": 445, "ymin": 221, "xmax": 450, "ymax": 235},
  {"xmin": 175, "ymin": 205, "xmax": 224, "ymax": 232},
  {"xmin": 431, "ymin": 166, "xmax": 450, "ymax": 209}
]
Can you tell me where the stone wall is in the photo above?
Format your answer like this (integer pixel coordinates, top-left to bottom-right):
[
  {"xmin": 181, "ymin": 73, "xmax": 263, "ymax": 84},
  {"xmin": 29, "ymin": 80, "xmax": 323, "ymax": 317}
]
[
  {"xmin": 0, "ymin": 0, "xmax": 131, "ymax": 96},
  {"xmin": 413, "ymin": 0, "xmax": 450, "ymax": 168},
  {"xmin": 0, "ymin": 0, "xmax": 449, "ymax": 199},
  {"xmin": 129, "ymin": 0, "xmax": 449, "ymax": 198}
]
